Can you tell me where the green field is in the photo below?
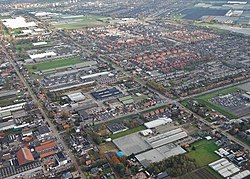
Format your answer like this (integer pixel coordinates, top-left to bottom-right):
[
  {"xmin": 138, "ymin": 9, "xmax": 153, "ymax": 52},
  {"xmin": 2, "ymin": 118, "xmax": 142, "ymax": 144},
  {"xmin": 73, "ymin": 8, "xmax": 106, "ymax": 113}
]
[
  {"xmin": 195, "ymin": 87, "xmax": 241, "ymax": 119},
  {"xmin": 26, "ymin": 57, "xmax": 82, "ymax": 72},
  {"xmin": 0, "ymin": 98, "xmax": 15, "ymax": 107},
  {"xmin": 193, "ymin": 22, "xmax": 220, "ymax": 27},
  {"xmin": 110, "ymin": 126, "xmax": 146, "ymax": 139},
  {"xmin": 54, "ymin": 15, "xmax": 108, "ymax": 29},
  {"xmin": 186, "ymin": 140, "xmax": 220, "ymax": 167},
  {"xmin": 15, "ymin": 43, "xmax": 52, "ymax": 51}
]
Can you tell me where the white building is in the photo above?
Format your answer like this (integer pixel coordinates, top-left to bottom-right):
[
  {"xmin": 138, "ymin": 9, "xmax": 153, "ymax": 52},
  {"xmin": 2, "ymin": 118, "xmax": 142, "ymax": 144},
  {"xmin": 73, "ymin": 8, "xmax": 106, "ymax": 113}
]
[{"xmin": 144, "ymin": 117, "xmax": 172, "ymax": 129}]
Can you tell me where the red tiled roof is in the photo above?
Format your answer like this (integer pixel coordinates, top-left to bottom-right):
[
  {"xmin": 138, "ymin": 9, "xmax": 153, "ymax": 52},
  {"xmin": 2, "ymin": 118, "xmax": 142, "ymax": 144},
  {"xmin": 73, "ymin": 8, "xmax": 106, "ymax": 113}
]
[
  {"xmin": 40, "ymin": 150, "xmax": 58, "ymax": 158},
  {"xmin": 35, "ymin": 141, "xmax": 56, "ymax": 152},
  {"xmin": 16, "ymin": 147, "xmax": 34, "ymax": 165}
]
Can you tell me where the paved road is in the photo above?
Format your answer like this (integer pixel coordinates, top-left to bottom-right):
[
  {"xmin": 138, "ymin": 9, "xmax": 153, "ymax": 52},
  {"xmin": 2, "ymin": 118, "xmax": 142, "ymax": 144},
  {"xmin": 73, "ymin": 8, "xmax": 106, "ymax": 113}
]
[
  {"xmin": 94, "ymin": 103, "xmax": 167, "ymax": 125},
  {"xmin": 0, "ymin": 43, "xmax": 85, "ymax": 179},
  {"xmin": 183, "ymin": 107, "xmax": 250, "ymax": 151},
  {"xmin": 58, "ymin": 30, "xmax": 250, "ymax": 151},
  {"xmin": 18, "ymin": 14, "xmax": 250, "ymax": 152},
  {"xmin": 178, "ymin": 78, "xmax": 250, "ymax": 102}
]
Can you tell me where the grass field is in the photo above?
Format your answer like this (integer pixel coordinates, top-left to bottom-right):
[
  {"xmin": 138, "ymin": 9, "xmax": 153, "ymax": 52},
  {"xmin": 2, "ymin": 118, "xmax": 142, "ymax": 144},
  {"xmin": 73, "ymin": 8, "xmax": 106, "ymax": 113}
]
[
  {"xmin": 99, "ymin": 142, "xmax": 118, "ymax": 153},
  {"xmin": 195, "ymin": 87, "xmax": 241, "ymax": 119},
  {"xmin": 110, "ymin": 126, "xmax": 146, "ymax": 139},
  {"xmin": 186, "ymin": 140, "xmax": 220, "ymax": 167},
  {"xmin": 178, "ymin": 166, "xmax": 223, "ymax": 179},
  {"xmin": 0, "ymin": 98, "xmax": 15, "ymax": 107},
  {"xmin": 26, "ymin": 57, "xmax": 82, "ymax": 72},
  {"xmin": 15, "ymin": 43, "xmax": 52, "ymax": 51},
  {"xmin": 54, "ymin": 15, "xmax": 108, "ymax": 29},
  {"xmin": 193, "ymin": 22, "xmax": 220, "ymax": 27}
]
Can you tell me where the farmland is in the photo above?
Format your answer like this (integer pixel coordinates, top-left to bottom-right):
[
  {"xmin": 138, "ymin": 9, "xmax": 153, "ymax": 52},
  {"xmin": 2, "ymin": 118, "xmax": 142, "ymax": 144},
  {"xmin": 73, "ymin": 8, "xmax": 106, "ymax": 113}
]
[
  {"xmin": 181, "ymin": 8, "xmax": 227, "ymax": 20},
  {"xmin": 26, "ymin": 57, "xmax": 82, "ymax": 72},
  {"xmin": 186, "ymin": 139, "xmax": 220, "ymax": 167},
  {"xmin": 178, "ymin": 166, "xmax": 223, "ymax": 179}
]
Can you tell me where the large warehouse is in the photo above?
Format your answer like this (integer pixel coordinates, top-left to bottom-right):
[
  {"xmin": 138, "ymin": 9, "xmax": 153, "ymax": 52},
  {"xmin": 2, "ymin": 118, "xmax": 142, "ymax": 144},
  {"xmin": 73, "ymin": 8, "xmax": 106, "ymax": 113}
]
[
  {"xmin": 113, "ymin": 127, "xmax": 188, "ymax": 157},
  {"xmin": 136, "ymin": 143, "xmax": 186, "ymax": 167},
  {"xmin": 144, "ymin": 117, "xmax": 173, "ymax": 129}
]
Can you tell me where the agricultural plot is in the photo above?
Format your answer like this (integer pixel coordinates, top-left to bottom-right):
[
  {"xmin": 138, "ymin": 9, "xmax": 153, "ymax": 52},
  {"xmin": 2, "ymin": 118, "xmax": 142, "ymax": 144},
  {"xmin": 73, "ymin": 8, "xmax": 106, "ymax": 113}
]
[
  {"xmin": 181, "ymin": 8, "xmax": 227, "ymax": 20},
  {"xmin": 179, "ymin": 167, "xmax": 223, "ymax": 179},
  {"xmin": 186, "ymin": 140, "xmax": 220, "ymax": 167},
  {"xmin": 52, "ymin": 15, "xmax": 109, "ymax": 29},
  {"xmin": 26, "ymin": 57, "xmax": 82, "ymax": 72}
]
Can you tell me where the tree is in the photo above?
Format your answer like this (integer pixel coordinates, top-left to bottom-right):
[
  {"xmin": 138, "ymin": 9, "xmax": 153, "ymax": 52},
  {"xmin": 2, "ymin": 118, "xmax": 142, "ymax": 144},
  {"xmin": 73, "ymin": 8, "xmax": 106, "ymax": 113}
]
[
  {"xmin": 119, "ymin": 156, "xmax": 127, "ymax": 166},
  {"xmin": 32, "ymin": 65, "xmax": 37, "ymax": 70},
  {"xmin": 61, "ymin": 112, "xmax": 69, "ymax": 120},
  {"xmin": 130, "ymin": 165, "xmax": 139, "ymax": 175},
  {"xmin": 92, "ymin": 134, "xmax": 102, "ymax": 145},
  {"xmin": 114, "ymin": 163, "xmax": 126, "ymax": 175},
  {"xmin": 112, "ymin": 156, "xmax": 120, "ymax": 165}
]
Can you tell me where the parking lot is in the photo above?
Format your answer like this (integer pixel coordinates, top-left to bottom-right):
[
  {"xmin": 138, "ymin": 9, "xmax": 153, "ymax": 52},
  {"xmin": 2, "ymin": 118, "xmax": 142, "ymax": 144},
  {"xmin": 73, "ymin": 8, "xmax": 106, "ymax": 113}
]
[{"xmin": 210, "ymin": 91, "xmax": 250, "ymax": 117}]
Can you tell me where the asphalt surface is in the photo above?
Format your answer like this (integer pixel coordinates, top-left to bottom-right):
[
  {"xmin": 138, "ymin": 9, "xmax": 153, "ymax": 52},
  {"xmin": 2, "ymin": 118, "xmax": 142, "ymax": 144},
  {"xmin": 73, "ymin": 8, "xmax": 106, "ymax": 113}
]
[
  {"xmin": 0, "ymin": 43, "xmax": 85, "ymax": 179},
  {"xmin": 1, "ymin": 15, "xmax": 249, "ymax": 179},
  {"xmin": 59, "ymin": 30, "xmax": 250, "ymax": 151}
]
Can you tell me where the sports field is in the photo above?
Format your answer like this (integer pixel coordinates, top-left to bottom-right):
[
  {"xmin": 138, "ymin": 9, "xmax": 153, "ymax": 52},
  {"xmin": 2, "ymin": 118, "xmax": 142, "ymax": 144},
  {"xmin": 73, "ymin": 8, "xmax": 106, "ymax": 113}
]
[
  {"xmin": 195, "ymin": 87, "xmax": 240, "ymax": 119},
  {"xmin": 26, "ymin": 57, "xmax": 82, "ymax": 72},
  {"xmin": 186, "ymin": 140, "xmax": 220, "ymax": 167},
  {"xmin": 53, "ymin": 15, "xmax": 108, "ymax": 29}
]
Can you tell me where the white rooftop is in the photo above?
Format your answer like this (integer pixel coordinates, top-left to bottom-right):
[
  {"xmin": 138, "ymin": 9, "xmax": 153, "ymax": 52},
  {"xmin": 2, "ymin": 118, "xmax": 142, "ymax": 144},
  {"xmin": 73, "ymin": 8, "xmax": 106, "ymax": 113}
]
[
  {"xmin": 67, "ymin": 92, "xmax": 85, "ymax": 102},
  {"xmin": 2, "ymin": 16, "xmax": 36, "ymax": 29},
  {"xmin": 209, "ymin": 158, "xmax": 240, "ymax": 178},
  {"xmin": 29, "ymin": 51, "xmax": 57, "ymax": 59},
  {"xmin": 136, "ymin": 144, "xmax": 186, "ymax": 167},
  {"xmin": 144, "ymin": 117, "xmax": 172, "ymax": 129},
  {"xmin": 32, "ymin": 41, "xmax": 48, "ymax": 46},
  {"xmin": 231, "ymin": 170, "xmax": 250, "ymax": 179}
]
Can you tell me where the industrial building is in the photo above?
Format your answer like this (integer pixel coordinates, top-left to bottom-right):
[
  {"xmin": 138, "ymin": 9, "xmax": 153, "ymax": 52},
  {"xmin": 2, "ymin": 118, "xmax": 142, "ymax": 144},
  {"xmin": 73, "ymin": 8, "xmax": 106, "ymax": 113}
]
[
  {"xmin": 231, "ymin": 170, "xmax": 250, "ymax": 179},
  {"xmin": 135, "ymin": 143, "xmax": 186, "ymax": 167},
  {"xmin": 144, "ymin": 117, "xmax": 173, "ymax": 129},
  {"xmin": 91, "ymin": 87, "xmax": 123, "ymax": 100},
  {"xmin": 16, "ymin": 147, "xmax": 35, "ymax": 166},
  {"xmin": 67, "ymin": 92, "xmax": 85, "ymax": 102},
  {"xmin": 209, "ymin": 158, "xmax": 240, "ymax": 178},
  {"xmin": 113, "ymin": 133, "xmax": 151, "ymax": 156},
  {"xmin": 146, "ymin": 128, "xmax": 188, "ymax": 148},
  {"xmin": 113, "ymin": 128, "xmax": 188, "ymax": 156}
]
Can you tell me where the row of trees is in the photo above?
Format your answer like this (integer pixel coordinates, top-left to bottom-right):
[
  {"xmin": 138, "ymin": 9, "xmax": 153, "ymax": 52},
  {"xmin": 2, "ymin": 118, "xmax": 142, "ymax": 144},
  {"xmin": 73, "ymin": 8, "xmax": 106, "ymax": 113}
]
[
  {"xmin": 146, "ymin": 155, "xmax": 197, "ymax": 177},
  {"xmin": 146, "ymin": 80, "xmax": 166, "ymax": 93}
]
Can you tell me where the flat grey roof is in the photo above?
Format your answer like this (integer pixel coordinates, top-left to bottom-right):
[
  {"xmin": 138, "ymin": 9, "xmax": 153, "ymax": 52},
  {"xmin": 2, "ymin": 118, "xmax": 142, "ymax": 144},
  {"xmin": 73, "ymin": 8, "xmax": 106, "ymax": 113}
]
[
  {"xmin": 146, "ymin": 128, "xmax": 188, "ymax": 148},
  {"xmin": 136, "ymin": 144, "xmax": 186, "ymax": 167},
  {"xmin": 113, "ymin": 133, "xmax": 151, "ymax": 156}
]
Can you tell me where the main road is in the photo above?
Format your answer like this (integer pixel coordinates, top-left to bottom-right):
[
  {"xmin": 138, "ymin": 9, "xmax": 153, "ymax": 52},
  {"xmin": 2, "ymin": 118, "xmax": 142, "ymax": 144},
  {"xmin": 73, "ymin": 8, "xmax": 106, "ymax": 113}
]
[
  {"xmin": 57, "ymin": 29, "xmax": 250, "ymax": 151},
  {"xmin": 17, "ymin": 14, "xmax": 250, "ymax": 152},
  {"xmin": 0, "ymin": 43, "xmax": 85, "ymax": 179}
]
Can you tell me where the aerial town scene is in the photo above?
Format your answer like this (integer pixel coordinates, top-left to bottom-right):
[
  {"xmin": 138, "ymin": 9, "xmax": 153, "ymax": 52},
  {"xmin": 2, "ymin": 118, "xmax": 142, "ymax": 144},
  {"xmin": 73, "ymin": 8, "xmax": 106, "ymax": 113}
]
[{"xmin": 0, "ymin": 0, "xmax": 250, "ymax": 178}]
